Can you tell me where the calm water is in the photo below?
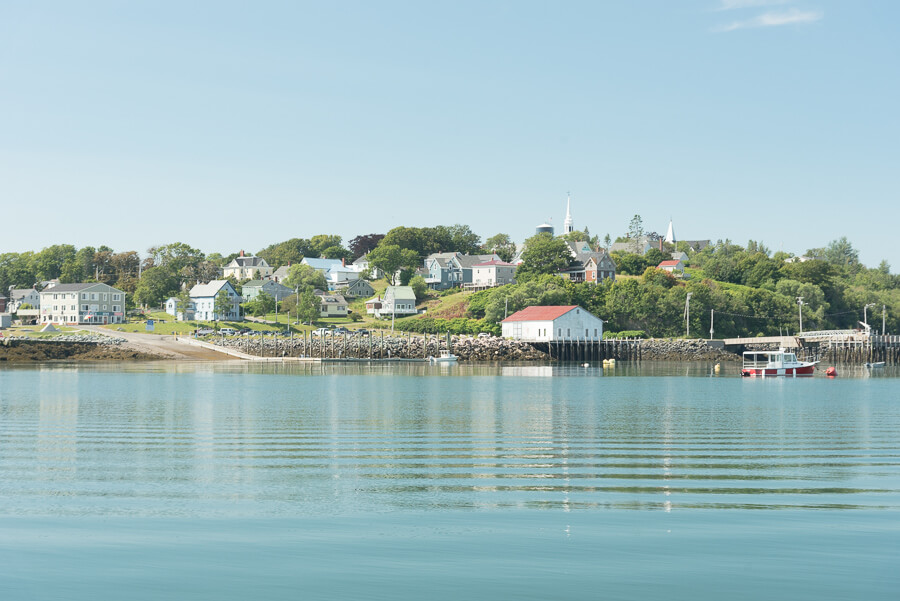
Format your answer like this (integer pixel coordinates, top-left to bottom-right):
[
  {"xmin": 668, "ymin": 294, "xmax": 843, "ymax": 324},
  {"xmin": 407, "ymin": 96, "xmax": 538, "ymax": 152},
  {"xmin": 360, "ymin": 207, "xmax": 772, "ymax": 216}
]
[{"xmin": 1, "ymin": 362, "xmax": 898, "ymax": 600}]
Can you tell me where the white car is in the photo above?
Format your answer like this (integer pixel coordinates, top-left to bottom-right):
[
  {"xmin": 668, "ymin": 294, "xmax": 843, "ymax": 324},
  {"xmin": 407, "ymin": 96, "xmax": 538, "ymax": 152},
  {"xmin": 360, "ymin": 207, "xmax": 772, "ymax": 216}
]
[{"xmin": 196, "ymin": 328, "xmax": 215, "ymax": 336}]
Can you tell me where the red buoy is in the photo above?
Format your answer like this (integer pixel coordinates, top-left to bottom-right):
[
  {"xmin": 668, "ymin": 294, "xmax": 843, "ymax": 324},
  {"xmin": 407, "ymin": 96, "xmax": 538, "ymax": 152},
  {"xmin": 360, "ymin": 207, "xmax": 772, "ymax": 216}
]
[{"xmin": 825, "ymin": 366, "xmax": 837, "ymax": 377}]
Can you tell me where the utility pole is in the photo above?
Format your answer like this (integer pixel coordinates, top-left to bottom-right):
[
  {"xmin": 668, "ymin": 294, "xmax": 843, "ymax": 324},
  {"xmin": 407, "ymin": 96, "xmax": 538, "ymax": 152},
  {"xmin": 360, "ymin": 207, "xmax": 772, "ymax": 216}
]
[
  {"xmin": 684, "ymin": 292, "xmax": 692, "ymax": 338},
  {"xmin": 883, "ymin": 305, "xmax": 887, "ymax": 335},
  {"xmin": 709, "ymin": 309, "xmax": 714, "ymax": 340},
  {"xmin": 797, "ymin": 297, "xmax": 804, "ymax": 334},
  {"xmin": 504, "ymin": 297, "xmax": 509, "ymax": 320}
]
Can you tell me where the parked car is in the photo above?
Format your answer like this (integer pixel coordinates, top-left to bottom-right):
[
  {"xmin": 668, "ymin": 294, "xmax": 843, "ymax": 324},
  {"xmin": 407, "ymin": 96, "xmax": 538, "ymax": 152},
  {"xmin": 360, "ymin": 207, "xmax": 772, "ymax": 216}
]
[
  {"xmin": 312, "ymin": 328, "xmax": 330, "ymax": 336},
  {"xmin": 477, "ymin": 332, "xmax": 493, "ymax": 339},
  {"xmin": 355, "ymin": 328, "xmax": 369, "ymax": 336},
  {"xmin": 196, "ymin": 328, "xmax": 215, "ymax": 336},
  {"xmin": 332, "ymin": 326, "xmax": 350, "ymax": 334},
  {"xmin": 219, "ymin": 327, "xmax": 238, "ymax": 335}
]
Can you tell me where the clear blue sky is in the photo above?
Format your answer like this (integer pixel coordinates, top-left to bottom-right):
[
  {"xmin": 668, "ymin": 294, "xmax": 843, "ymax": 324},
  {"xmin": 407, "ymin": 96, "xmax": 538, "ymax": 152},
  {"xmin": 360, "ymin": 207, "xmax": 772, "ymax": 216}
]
[{"xmin": 2, "ymin": 1, "xmax": 897, "ymax": 268}]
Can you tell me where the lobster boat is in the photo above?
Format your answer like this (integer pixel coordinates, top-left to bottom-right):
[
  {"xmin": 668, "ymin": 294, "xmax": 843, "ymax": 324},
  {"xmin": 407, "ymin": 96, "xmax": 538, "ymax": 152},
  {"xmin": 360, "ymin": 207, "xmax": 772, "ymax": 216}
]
[{"xmin": 741, "ymin": 348, "xmax": 818, "ymax": 377}]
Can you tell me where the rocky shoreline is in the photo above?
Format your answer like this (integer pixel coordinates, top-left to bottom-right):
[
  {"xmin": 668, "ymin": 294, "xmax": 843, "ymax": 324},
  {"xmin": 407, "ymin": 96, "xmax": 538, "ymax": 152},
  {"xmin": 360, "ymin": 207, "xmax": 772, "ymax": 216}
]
[
  {"xmin": 0, "ymin": 332, "xmax": 741, "ymax": 363},
  {"xmin": 209, "ymin": 334, "xmax": 740, "ymax": 363},
  {"xmin": 0, "ymin": 335, "xmax": 165, "ymax": 362}
]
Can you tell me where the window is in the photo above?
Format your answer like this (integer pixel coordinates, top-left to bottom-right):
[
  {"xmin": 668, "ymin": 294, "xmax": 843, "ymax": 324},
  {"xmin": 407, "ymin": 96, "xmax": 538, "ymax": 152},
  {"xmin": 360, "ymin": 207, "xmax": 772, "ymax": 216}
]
[
  {"xmin": 82, "ymin": 293, "xmax": 87, "ymax": 300},
  {"xmin": 594, "ymin": 329, "xmax": 598, "ymax": 337},
  {"xmin": 91, "ymin": 293, "xmax": 97, "ymax": 300},
  {"xmin": 113, "ymin": 294, "xmax": 121, "ymax": 301},
  {"xmin": 586, "ymin": 329, "xmax": 589, "ymax": 337},
  {"xmin": 558, "ymin": 328, "xmax": 562, "ymax": 337},
  {"xmin": 82, "ymin": 305, "xmax": 89, "ymax": 311},
  {"xmin": 567, "ymin": 328, "xmax": 571, "ymax": 338}
]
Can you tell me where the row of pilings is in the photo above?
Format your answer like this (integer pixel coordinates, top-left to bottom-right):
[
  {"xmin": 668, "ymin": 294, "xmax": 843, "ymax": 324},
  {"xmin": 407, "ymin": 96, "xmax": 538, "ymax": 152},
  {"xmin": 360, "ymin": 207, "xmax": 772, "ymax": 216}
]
[
  {"xmin": 816, "ymin": 335, "xmax": 900, "ymax": 365},
  {"xmin": 532, "ymin": 338, "xmax": 643, "ymax": 362}
]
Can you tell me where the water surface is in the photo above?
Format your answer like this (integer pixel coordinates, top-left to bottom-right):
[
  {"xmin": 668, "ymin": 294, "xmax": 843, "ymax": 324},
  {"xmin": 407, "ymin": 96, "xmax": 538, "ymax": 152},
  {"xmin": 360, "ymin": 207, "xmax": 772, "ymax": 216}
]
[{"xmin": 1, "ymin": 362, "xmax": 898, "ymax": 600}]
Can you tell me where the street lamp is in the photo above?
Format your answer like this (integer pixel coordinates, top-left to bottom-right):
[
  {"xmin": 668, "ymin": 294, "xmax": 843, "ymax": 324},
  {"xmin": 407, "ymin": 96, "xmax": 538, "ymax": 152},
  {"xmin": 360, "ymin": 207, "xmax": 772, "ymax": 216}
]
[{"xmin": 864, "ymin": 303, "xmax": 877, "ymax": 331}]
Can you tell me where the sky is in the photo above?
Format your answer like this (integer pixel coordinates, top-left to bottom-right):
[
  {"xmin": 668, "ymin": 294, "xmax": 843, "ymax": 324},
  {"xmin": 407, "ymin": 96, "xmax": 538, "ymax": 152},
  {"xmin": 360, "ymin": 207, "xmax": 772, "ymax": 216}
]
[{"xmin": 1, "ymin": 0, "xmax": 898, "ymax": 268}]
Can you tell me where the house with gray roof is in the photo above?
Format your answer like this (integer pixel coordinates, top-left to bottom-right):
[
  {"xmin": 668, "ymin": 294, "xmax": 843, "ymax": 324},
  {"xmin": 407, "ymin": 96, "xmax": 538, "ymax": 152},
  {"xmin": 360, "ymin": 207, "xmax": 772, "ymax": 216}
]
[
  {"xmin": 560, "ymin": 251, "xmax": 617, "ymax": 283},
  {"xmin": 223, "ymin": 251, "xmax": 272, "ymax": 280},
  {"xmin": 366, "ymin": 286, "xmax": 417, "ymax": 319},
  {"xmin": 314, "ymin": 292, "xmax": 349, "ymax": 318},
  {"xmin": 242, "ymin": 279, "xmax": 294, "ymax": 302},
  {"xmin": 9, "ymin": 288, "xmax": 41, "ymax": 313},
  {"xmin": 335, "ymin": 278, "xmax": 375, "ymax": 299},
  {"xmin": 424, "ymin": 252, "xmax": 500, "ymax": 290},
  {"xmin": 39, "ymin": 283, "xmax": 126, "ymax": 325},
  {"xmin": 189, "ymin": 280, "xmax": 242, "ymax": 322}
]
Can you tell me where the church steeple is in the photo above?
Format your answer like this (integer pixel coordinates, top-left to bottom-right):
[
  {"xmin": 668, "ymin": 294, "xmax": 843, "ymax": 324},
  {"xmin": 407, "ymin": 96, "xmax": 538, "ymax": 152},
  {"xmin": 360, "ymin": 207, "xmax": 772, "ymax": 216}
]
[
  {"xmin": 665, "ymin": 218, "xmax": 675, "ymax": 244},
  {"xmin": 564, "ymin": 193, "xmax": 574, "ymax": 234}
]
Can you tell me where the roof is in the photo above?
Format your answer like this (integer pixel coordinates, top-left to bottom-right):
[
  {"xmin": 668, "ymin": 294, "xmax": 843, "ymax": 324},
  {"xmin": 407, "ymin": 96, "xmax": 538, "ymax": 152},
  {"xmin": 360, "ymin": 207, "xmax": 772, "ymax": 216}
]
[
  {"xmin": 10, "ymin": 288, "xmax": 39, "ymax": 300},
  {"xmin": 658, "ymin": 260, "xmax": 682, "ymax": 267},
  {"xmin": 302, "ymin": 258, "xmax": 343, "ymax": 271},
  {"xmin": 456, "ymin": 254, "xmax": 499, "ymax": 269},
  {"xmin": 242, "ymin": 280, "xmax": 267, "ymax": 287},
  {"xmin": 385, "ymin": 286, "xmax": 416, "ymax": 301},
  {"xmin": 226, "ymin": 255, "xmax": 268, "ymax": 268},
  {"xmin": 39, "ymin": 283, "xmax": 117, "ymax": 294},
  {"xmin": 502, "ymin": 305, "xmax": 578, "ymax": 323},
  {"xmin": 189, "ymin": 280, "xmax": 234, "ymax": 297},
  {"xmin": 473, "ymin": 259, "xmax": 515, "ymax": 267}
]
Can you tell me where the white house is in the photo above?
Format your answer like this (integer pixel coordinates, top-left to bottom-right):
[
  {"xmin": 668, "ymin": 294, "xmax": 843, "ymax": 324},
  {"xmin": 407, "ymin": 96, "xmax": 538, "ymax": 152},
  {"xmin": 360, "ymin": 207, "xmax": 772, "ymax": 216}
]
[
  {"xmin": 366, "ymin": 286, "xmax": 417, "ymax": 319},
  {"xmin": 657, "ymin": 259, "xmax": 684, "ymax": 273},
  {"xmin": 223, "ymin": 251, "xmax": 272, "ymax": 280},
  {"xmin": 39, "ymin": 283, "xmax": 126, "ymax": 325},
  {"xmin": 189, "ymin": 280, "xmax": 243, "ymax": 322},
  {"xmin": 9, "ymin": 288, "xmax": 41, "ymax": 312},
  {"xmin": 165, "ymin": 297, "xmax": 196, "ymax": 321},
  {"xmin": 501, "ymin": 305, "xmax": 604, "ymax": 342},
  {"xmin": 301, "ymin": 257, "xmax": 360, "ymax": 287},
  {"xmin": 471, "ymin": 259, "xmax": 517, "ymax": 288}
]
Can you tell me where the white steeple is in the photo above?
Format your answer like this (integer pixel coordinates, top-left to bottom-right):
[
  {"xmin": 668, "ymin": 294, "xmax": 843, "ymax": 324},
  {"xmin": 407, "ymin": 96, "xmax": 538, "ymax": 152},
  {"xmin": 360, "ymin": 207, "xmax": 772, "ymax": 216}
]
[
  {"xmin": 564, "ymin": 193, "xmax": 574, "ymax": 234},
  {"xmin": 665, "ymin": 218, "xmax": 675, "ymax": 244}
]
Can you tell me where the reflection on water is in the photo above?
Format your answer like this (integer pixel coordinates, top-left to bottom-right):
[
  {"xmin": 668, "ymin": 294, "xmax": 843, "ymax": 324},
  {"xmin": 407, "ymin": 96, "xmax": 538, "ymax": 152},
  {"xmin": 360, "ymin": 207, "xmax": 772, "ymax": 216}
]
[{"xmin": 1, "ymin": 362, "xmax": 898, "ymax": 517}]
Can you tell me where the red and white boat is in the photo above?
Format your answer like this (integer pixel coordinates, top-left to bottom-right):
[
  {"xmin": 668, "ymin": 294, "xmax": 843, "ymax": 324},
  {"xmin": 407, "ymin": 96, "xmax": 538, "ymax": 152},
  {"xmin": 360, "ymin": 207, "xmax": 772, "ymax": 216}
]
[{"xmin": 741, "ymin": 348, "xmax": 818, "ymax": 377}]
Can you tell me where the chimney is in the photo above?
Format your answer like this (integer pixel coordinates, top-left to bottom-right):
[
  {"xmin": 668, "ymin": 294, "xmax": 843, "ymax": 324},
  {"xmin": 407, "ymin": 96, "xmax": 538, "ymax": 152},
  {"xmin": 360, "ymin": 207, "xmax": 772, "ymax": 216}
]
[
  {"xmin": 342, "ymin": 258, "xmax": 345, "ymax": 267},
  {"xmin": 659, "ymin": 239, "xmax": 663, "ymax": 251},
  {"xmin": 240, "ymin": 250, "xmax": 245, "ymax": 257}
]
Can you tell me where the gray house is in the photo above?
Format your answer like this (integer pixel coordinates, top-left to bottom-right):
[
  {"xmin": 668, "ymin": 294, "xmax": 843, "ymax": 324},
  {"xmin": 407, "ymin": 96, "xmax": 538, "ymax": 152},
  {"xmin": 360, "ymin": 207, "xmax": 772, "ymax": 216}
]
[
  {"xmin": 242, "ymin": 279, "xmax": 294, "ymax": 302},
  {"xmin": 335, "ymin": 278, "xmax": 375, "ymax": 299},
  {"xmin": 424, "ymin": 252, "xmax": 500, "ymax": 290}
]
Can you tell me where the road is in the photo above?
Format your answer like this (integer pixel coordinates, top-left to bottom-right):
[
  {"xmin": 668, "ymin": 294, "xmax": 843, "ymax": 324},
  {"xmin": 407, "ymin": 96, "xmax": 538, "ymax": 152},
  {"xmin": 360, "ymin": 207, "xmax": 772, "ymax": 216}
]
[{"xmin": 79, "ymin": 325, "xmax": 238, "ymax": 361}]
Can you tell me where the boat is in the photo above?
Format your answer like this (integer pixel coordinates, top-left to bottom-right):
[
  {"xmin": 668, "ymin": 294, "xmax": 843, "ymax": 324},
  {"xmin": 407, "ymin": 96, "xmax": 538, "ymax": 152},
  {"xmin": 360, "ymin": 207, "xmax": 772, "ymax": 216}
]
[
  {"xmin": 429, "ymin": 351, "xmax": 458, "ymax": 364},
  {"xmin": 741, "ymin": 348, "xmax": 818, "ymax": 377},
  {"xmin": 865, "ymin": 361, "xmax": 886, "ymax": 368}
]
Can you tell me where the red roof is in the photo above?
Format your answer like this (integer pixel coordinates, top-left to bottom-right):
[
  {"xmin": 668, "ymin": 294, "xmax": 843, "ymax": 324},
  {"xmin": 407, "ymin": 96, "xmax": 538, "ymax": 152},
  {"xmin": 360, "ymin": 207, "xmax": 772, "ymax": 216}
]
[
  {"xmin": 473, "ymin": 259, "xmax": 515, "ymax": 267},
  {"xmin": 502, "ymin": 305, "xmax": 578, "ymax": 323},
  {"xmin": 658, "ymin": 260, "xmax": 681, "ymax": 267}
]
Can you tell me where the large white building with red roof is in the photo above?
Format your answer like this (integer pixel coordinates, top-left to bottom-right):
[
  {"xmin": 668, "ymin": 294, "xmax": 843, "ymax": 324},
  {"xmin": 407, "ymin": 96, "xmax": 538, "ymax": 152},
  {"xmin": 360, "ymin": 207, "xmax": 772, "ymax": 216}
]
[{"xmin": 501, "ymin": 305, "xmax": 604, "ymax": 342}]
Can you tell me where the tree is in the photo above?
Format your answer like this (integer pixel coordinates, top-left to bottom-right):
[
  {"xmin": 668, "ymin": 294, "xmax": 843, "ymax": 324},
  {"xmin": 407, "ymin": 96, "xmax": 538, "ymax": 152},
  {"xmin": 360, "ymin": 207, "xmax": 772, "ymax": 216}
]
[
  {"xmin": 445, "ymin": 224, "xmax": 482, "ymax": 255},
  {"xmin": 309, "ymin": 234, "xmax": 343, "ymax": 257},
  {"xmin": 483, "ymin": 233, "xmax": 517, "ymax": 263},
  {"xmin": 610, "ymin": 252, "xmax": 651, "ymax": 276},
  {"xmin": 242, "ymin": 291, "xmax": 275, "ymax": 317},
  {"xmin": 824, "ymin": 237, "xmax": 859, "ymax": 268},
  {"xmin": 348, "ymin": 234, "xmax": 385, "ymax": 260},
  {"xmin": 366, "ymin": 244, "xmax": 420, "ymax": 285},
  {"xmin": 642, "ymin": 267, "xmax": 676, "ymax": 288},
  {"xmin": 627, "ymin": 215, "xmax": 644, "ymax": 253},
  {"xmin": 133, "ymin": 266, "xmax": 179, "ymax": 308},
  {"xmin": 175, "ymin": 290, "xmax": 193, "ymax": 320},
  {"xmin": 409, "ymin": 275, "xmax": 428, "ymax": 300},
  {"xmin": 643, "ymin": 248, "xmax": 668, "ymax": 267},
  {"xmin": 214, "ymin": 290, "xmax": 235, "ymax": 325},
  {"xmin": 603, "ymin": 234, "xmax": 612, "ymax": 252},
  {"xmin": 257, "ymin": 238, "xmax": 314, "ymax": 266},
  {"xmin": 515, "ymin": 234, "xmax": 574, "ymax": 282},
  {"xmin": 284, "ymin": 264, "xmax": 328, "ymax": 290},
  {"xmin": 296, "ymin": 288, "xmax": 321, "ymax": 325},
  {"xmin": 321, "ymin": 245, "xmax": 353, "ymax": 261}
]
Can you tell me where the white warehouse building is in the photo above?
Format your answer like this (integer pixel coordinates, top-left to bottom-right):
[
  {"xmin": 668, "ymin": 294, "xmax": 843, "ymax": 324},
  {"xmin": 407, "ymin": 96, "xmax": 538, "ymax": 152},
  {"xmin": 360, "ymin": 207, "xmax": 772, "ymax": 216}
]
[{"xmin": 501, "ymin": 305, "xmax": 604, "ymax": 342}]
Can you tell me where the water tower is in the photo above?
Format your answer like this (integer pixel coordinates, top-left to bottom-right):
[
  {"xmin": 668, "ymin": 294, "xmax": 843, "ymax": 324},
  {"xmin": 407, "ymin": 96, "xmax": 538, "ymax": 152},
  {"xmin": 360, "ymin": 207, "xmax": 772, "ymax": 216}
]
[{"xmin": 535, "ymin": 222, "xmax": 554, "ymax": 236}]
